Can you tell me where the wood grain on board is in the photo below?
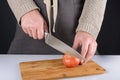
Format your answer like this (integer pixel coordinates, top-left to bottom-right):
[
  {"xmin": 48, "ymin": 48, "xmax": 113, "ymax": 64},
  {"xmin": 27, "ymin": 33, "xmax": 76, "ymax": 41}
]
[{"xmin": 20, "ymin": 59, "xmax": 105, "ymax": 80}]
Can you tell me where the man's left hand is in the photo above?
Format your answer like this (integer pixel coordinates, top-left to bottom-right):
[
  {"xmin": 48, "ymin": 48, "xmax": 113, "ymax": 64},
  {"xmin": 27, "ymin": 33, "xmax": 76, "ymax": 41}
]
[{"xmin": 72, "ymin": 31, "xmax": 97, "ymax": 64}]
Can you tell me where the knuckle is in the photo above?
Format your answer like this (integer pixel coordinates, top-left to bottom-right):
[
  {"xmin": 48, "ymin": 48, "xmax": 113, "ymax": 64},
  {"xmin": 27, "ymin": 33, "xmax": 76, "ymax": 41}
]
[
  {"xmin": 92, "ymin": 41, "xmax": 97, "ymax": 48},
  {"xmin": 34, "ymin": 22, "xmax": 40, "ymax": 26},
  {"xmin": 38, "ymin": 36, "xmax": 43, "ymax": 39},
  {"xmin": 85, "ymin": 37, "xmax": 91, "ymax": 43},
  {"xmin": 38, "ymin": 34, "xmax": 44, "ymax": 39},
  {"xmin": 28, "ymin": 23, "xmax": 40, "ymax": 29},
  {"xmin": 82, "ymin": 48, "xmax": 87, "ymax": 53},
  {"xmin": 88, "ymin": 53, "xmax": 94, "ymax": 57},
  {"xmin": 33, "ymin": 36, "xmax": 37, "ymax": 39},
  {"xmin": 21, "ymin": 22, "xmax": 29, "ymax": 28},
  {"xmin": 95, "ymin": 42, "xmax": 98, "ymax": 47},
  {"xmin": 90, "ymin": 39, "xmax": 97, "ymax": 45}
]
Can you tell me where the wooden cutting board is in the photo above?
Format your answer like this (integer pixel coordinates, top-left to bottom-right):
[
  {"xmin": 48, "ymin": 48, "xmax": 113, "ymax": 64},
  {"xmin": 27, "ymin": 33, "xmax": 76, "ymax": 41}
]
[{"xmin": 20, "ymin": 59, "xmax": 105, "ymax": 80}]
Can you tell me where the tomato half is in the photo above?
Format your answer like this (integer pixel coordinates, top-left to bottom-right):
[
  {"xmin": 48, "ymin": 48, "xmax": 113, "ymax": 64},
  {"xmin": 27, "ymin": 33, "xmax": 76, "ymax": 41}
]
[{"xmin": 63, "ymin": 54, "xmax": 81, "ymax": 68}]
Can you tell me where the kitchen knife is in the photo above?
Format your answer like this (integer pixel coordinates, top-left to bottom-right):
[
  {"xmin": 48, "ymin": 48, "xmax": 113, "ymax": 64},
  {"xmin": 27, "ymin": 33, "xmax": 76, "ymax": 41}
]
[{"xmin": 45, "ymin": 32, "xmax": 85, "ymax": 61}]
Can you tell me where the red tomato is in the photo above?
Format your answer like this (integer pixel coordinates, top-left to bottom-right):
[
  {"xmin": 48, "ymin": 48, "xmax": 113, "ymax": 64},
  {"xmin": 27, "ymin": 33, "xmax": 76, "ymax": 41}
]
[{"xmin": 63, "ymin": 54, "xmax": 81, "ymax": 68}]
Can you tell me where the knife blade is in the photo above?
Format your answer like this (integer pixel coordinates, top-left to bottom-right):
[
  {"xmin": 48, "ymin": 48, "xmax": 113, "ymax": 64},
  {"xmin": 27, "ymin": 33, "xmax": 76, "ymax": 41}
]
[{"xmin": 45, "ymin": 32, "xmax": 85, "ymax": 61}]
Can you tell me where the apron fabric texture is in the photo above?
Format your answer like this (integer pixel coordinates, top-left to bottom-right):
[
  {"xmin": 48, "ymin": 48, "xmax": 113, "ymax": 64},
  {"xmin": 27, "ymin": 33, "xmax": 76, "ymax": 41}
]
[{"xmin": 8, "ymin": 0, "xmax": 85, "ymax": 54}]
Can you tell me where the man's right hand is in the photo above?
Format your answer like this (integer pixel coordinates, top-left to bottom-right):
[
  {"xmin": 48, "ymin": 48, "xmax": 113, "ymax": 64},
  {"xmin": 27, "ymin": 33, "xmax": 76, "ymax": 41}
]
[{"xmin": 21, "ymin": 9, "xmax": 48, "ymax": 39}]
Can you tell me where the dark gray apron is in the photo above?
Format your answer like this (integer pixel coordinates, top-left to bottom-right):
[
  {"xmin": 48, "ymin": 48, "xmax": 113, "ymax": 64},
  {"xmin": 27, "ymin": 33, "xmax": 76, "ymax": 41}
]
[{"xmin": 8, "ymin": 0, "xmax": 85, "ymax": 54}]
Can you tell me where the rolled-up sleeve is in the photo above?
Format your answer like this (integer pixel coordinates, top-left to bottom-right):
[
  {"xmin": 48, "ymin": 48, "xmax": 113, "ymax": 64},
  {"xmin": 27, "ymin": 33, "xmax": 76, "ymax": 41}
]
[{"xmin": 76, "ymin": 0, "xmax": 107, "ymax": 39}]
